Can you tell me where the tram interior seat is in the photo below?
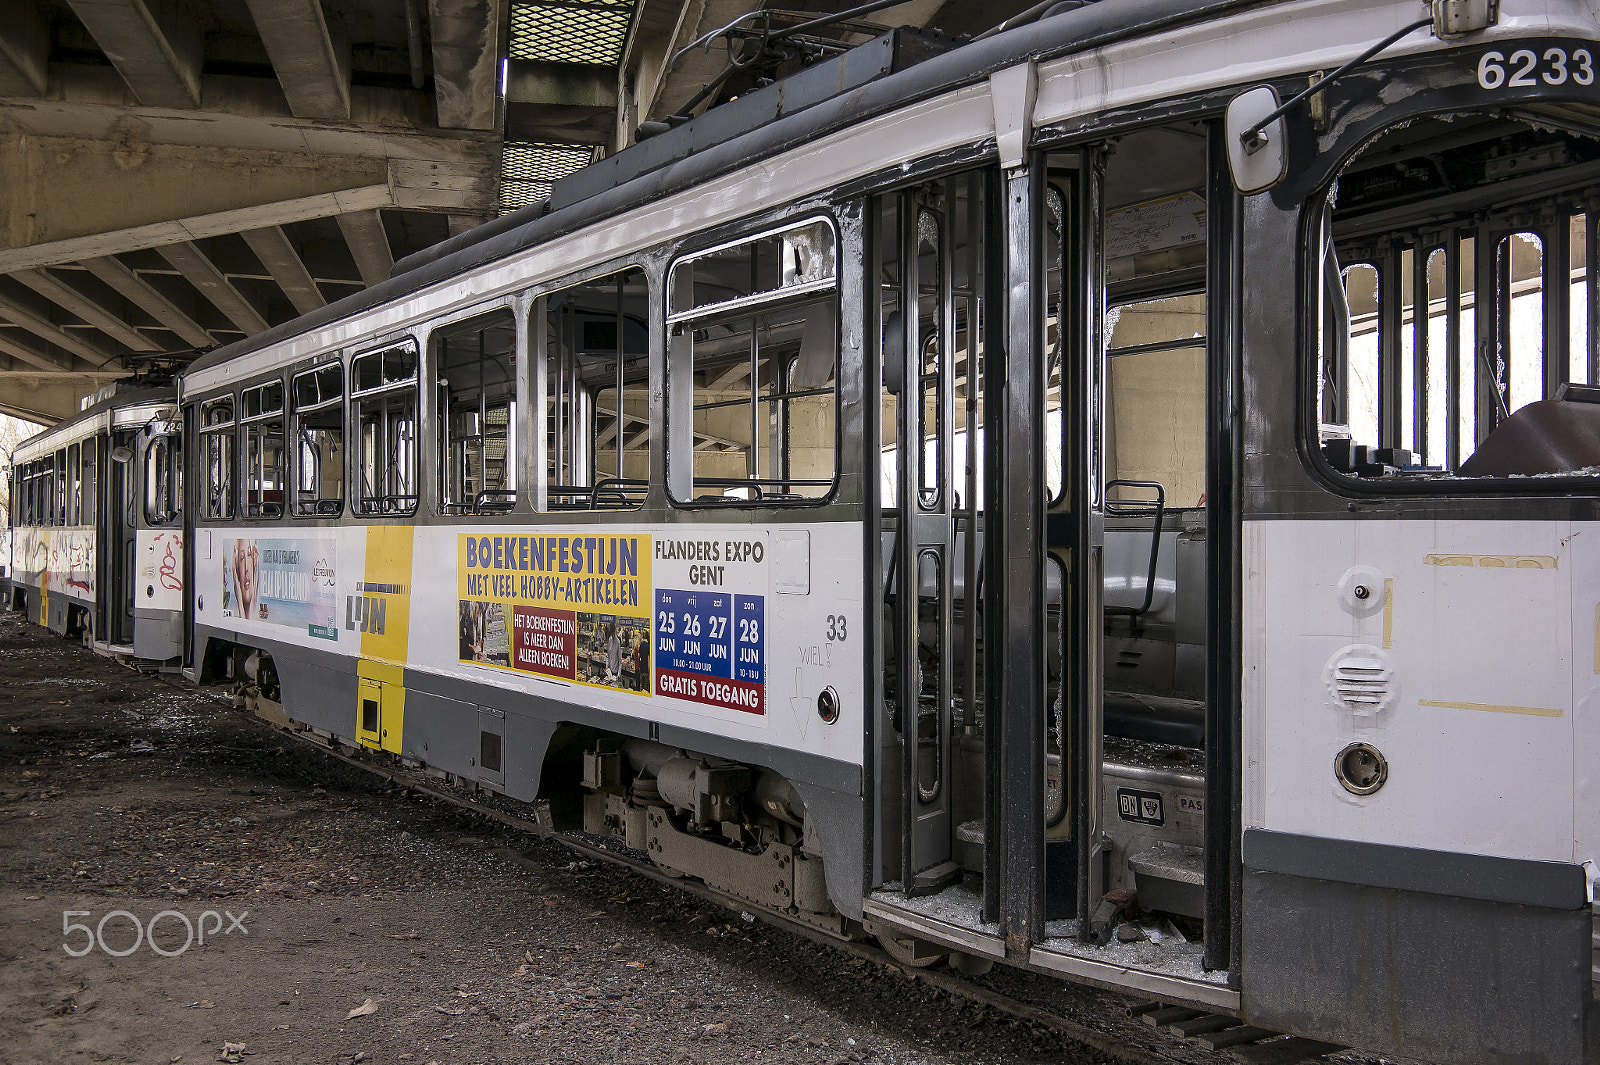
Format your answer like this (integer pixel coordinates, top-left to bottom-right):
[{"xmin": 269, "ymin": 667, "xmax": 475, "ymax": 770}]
[{"xmin": 879, "ymin": 500, "xmax": 1207, "ymax": 749}]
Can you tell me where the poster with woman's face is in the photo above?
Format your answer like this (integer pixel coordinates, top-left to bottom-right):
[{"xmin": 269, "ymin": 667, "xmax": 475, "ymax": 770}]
[{"xmin": 221, "ymin": 537, "xmax": 338, "ymax": 639}]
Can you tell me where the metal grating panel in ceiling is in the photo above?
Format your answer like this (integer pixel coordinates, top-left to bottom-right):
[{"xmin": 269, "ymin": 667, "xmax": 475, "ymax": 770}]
[
  {"xmin": 509, "ymin": 0, "xmax": 637, "ymax": 65},
  {"xmin": 500, "ymin": 142, "xmax": 600, "ymax": 212}
]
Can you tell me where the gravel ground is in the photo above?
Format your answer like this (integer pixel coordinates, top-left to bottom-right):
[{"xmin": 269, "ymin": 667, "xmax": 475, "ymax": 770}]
[{"xmin": 0, "ymin": 609, "xmax": 1238, "ymax": 1065}]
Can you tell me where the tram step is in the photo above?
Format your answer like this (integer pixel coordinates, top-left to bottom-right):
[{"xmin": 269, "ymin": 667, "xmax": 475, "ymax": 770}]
[
  {"xmin": 1228, "ymin": 1036, "xmax": 1344, "ymax": 1065},
  {"xmin": 1128, "ymin": 842, "xmax": 1205, "ymax": 919},
  {"xmin": 909, "ymin": 860, "xmax": 962, "ymax": 894},
  {"xmin": 1196, "ymin": 1026, "xmax": 1283, "ymax": 1050},
  {"xmin": 1169, "ymin": 1014, "xmax": 1247, "ymax": 1037}
]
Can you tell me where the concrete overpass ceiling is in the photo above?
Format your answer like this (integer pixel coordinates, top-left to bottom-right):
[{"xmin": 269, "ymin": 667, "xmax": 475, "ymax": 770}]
[{"xmin": 0, "ymin": 0, "xmax": 1035, "ymax": 424}]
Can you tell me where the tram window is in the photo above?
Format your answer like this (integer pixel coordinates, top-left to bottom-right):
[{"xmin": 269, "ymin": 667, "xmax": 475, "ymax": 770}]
[
  {"xmin": 52, "ymin": 449, "xmax": 65, "ymax": 525},
  {"xmin": 1105, "ymin": 294, "xmax": 1207, "ymax": 509},
  {"xmin": 144, "ymin": 434, "xmax": 181, "ymax": 526},
  {"xmin": 32, "ymin": 460, "xmax": 45, "ymax": 525},
  {"xmin": 667, "ymin": 220, "xmax": 837, "ymax": 503},
  {"xmin": 291, "ymin": 363, "xmax": 344, "ymax": 516},
  {"xmin": 537, "ymin": 267, "xmax": 649, "ymax": 510},
  {"xmin": 65, "ymin": 443, "xmax": 80, "ymax": 525},
  {"xmin": 79, "ymin": 438, "xmax": 95, "ymax": 528},
  {"xmin": 351, "ymin": 340, "xmax": 419, "ymax": 516},
  {"xmin": 876, "ymin": 177, "xmax": 989, "ymax": 512},
  {"xmin": 433, "ymin": 308, "xmax": 517, "ymax": 514},
  {"xmin": 48, "ymin": 455, "xmax": 60, "ymax": 525},
  {"xmin": 241, "ymin": 380, "xmax": 285, "ymax": 519},
  {"xmin": 200, "ymin": 396, "xmax": 236, "ymax": 520},
  {"xmin": 1313, "ymin": 113, "xmax": 1600, "ymax": 481}
]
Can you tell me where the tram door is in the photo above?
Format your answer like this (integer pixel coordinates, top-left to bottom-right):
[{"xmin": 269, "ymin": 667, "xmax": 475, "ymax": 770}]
[
  {"xmin": 102, "ymin": 431, "xmax": 136, "ymax": 646},
  {"xmin": 879, "ymin": 170, "xmax": 995, "ymax": 895},
  {"xmin": 1044, "ymin": 124, "xmax": 1234, "ymax": 962}
]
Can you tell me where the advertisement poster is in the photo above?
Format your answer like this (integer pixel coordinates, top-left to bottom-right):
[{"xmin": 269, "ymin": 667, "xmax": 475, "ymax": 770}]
[
  {"xmin": 222, "ymin": 537, "xmax": 338, "ymax": 640},
  {"xmin": 651, "ymin": 535, "xmax": 767, "ymax": 716},
  {"xmin": 458, "ymin": 533, "xmax": 652, "ymax": 694}
]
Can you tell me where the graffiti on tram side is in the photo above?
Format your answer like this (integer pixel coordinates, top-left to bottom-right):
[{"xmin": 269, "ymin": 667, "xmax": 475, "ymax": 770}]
[
  {"xmin": 15, "ymin": 527, "xmax": 96, "ymax": 599},
  {"xmin": 137, "ymin": 530, "xmax": 184, "ymax": 613},
  {"xmin": 457, "ymin": 533, "xmax": 653, "ymax": 694},
  {"xmin": 220, "ymin": 537, "xmax": 339, "ymax": 639}
]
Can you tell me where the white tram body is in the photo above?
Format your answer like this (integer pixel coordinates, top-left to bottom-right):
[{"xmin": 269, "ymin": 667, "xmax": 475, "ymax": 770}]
[
  {"xmin": 11, "ymin": 0, "xmax": 1597, "ymax": 1060},
  {"xmin": 7, "ymin": 388, "xmax": 184, "ymax": 662}
]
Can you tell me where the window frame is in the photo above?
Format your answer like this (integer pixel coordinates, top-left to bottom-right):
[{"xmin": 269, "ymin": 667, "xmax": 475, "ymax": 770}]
[
  {"xmin": 533, "ymin": 265, "xmax": 652, "ymax": 513},
  {"xmin": 198, "ymin": 394, "xmax": 238, "ymax": 522},
  {"xmin": 350, "ymin": 337, "xmax": 421, "ymax": 518},
  {"xmin": 1297, "ymin": 85, "xmax": 1600, "ymax": 496},
  {"xmin": 289, "ymin": 358, "xmax": 346, "ymax": 519},
  {"xmin": 144, "ymin": 430, "xmax": 182, "ymax": 527},
  {"xmin": 429, "ymin": 305, "xmax": 520, "ymax": 516},
  {"xmin": 664, "ymin": 213, "xmax": 843, "ymax": 508},
  {"xmin": 240, "ymin": 378, "xmax": 287, "ymax": 520}
]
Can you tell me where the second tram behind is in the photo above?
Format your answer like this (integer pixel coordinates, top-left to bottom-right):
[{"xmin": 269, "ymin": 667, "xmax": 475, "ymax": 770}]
[{"xmin": 7, "ymin": 386, "xmax": 184, "ymax": 663}]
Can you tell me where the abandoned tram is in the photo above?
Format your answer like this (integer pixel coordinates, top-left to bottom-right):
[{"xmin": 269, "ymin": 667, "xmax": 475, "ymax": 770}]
[{"xmin": 10, "ymin": 0, "xmax": 1600, "ymax": 1061}]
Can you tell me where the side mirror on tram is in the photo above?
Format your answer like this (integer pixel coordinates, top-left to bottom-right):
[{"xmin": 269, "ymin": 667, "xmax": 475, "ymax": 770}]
[
  {"xmin": 109, "ymin": 446, "xmax": 134, "ymax": 464},
  {"xmin": 1224, "ymin": 85, "xmax": 1288, "ymax": 195}
]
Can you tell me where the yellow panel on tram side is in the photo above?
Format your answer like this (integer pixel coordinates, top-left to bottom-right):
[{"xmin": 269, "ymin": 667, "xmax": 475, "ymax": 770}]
[
  {"xmin": 352, "ymin": 525, "xmax": 414, "ymax": 754},
  {"xmin": 358, "ymin": 525, "xmax": 414, "ymax": 665},
  {"xmin": 355, "ymin": 659, "xmax": 406, "ymax": 753}
]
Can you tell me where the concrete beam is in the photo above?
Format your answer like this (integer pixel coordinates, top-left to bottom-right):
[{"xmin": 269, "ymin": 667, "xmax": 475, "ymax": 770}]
[
  {"xmin": 0, "ymin": 0, "xmax": 50, "ymax": 97},
  {"xmin": 504, "ymin": 109, "xmax": 614, "ymax": 146},
  {"xmin": 242, "ymin": 0, "xmax": 352, "ymax": 121},
  {"xmin": 448, "ymin": 215, "xmax": 492, "ymax": 239},
  {"xmin": 241, "ymin": 226, "xmax": 326, "ymax": 316},
  {"xmin": 9, "ymin": 269, "xmax": 160, "ymax": 352},
  {"xmin": 0, "ymin": 330, "xmax": 79, "ymax": 373},
  {"xmin": 504, "ymin": 59, "xmax": 617, "ymax": 147},
  {"xmin": 507, "ymin": 61, "xmax": 619, "ymax": 110},
  {"xmin": 157, "ymin": 241, "xmax": 269, "ymax": 336},
  {"xmin": 0, "ymin": 369, "xmax": 127, "ymax": 424},
  {"xmin": 63, "ymin": 0, "xmax": 202, "ymax": 109},
  {"xmin": 428, "ymin": 0, "xmax": 500, "ymax": 130},
  {"xmin": 0, "ymin": 290, "xmax": 117, "ymax": 366},
  {"xmin": 79, "ymin": 255, "xmax": 213, "ymax": 348},
  {"xmin": 0, "ymin": 130, "xmax": 397, "ymax": 271},
  {"xmin": 336, "ymin": 210, "xmax": 394, "ymax": 287}
]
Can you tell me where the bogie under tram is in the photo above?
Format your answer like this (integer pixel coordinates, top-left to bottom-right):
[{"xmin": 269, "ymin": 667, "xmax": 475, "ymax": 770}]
[{"xmin": 13, "ymin": 1, "xmax": 1600, "ymax": 1062}]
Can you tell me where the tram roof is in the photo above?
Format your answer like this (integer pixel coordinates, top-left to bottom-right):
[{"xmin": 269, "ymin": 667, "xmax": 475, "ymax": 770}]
[
  {"xmin": 11, "ymin": 386, "xmax": 175, "ymax": 460},
  {"xmin": 184, "ymin": 0, "xmax": 1261, "ymax": 383}
]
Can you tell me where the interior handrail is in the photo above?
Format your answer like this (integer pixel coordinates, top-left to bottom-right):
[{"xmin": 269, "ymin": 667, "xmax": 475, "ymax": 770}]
[{"xmin": 1104, "ymin": 479, "xmax": 1166, "ymax": 620}]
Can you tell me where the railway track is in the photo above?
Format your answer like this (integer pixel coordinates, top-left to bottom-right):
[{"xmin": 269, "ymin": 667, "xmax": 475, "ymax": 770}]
[{"xmin": 214, "ymin": 689, "xmax": 1348, "ymax": 1065}]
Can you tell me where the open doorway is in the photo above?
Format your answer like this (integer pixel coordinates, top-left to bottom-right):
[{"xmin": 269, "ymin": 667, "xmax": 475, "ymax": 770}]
[{"xmin": 869, "ymin": 119, "xmax": 1236, "ymax": 994}]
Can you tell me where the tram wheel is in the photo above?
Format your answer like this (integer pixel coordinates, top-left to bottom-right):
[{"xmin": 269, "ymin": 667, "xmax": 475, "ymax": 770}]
[{"xmin": 878, "ymin": 933, "xmax": 946, "ymax": 968}]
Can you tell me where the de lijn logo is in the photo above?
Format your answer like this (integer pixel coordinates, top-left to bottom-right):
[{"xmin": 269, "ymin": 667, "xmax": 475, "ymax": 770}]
[
  {"xmin": 347, "ymin": 581, "xmax": 403, "ymax": 635},
  {"xmin": 63, "ymin": 909, "xmax": 248, "ymax": 957}
]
